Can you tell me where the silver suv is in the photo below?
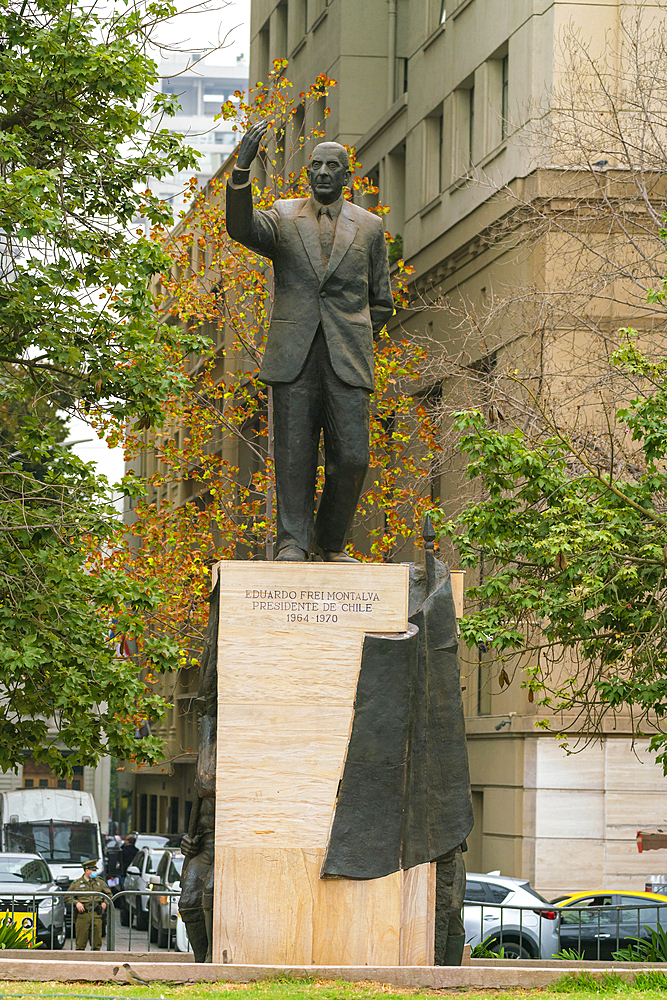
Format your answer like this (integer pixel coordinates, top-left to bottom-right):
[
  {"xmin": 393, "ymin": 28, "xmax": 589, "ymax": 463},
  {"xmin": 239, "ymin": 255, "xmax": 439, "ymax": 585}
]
[
  {"xmin": 122, "ymin": 846, "xmax": 173, "ymax": 931},
  {"xmin": 464, "ymin": 871, "xmax": 560, "ymax": 959},
  {"xmin": 149, "ymin": 850, "xmax": 183, "ymax": 948},
  {"xmin": 0, "ymin": 853, "xmax": 65, "ymax": 949}
]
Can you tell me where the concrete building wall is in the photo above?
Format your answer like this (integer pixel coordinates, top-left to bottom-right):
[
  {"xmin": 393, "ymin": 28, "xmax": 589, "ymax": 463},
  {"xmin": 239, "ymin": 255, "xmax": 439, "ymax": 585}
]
[{"xmin": 243, "ymin": 0, "xmax": 667, "ymax": 896}]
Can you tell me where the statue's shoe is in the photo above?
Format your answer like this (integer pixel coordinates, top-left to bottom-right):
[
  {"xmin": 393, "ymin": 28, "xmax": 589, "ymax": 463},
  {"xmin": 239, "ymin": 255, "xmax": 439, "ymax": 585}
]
[
  {"xmin": 323, "ymin": 550, "xmax": 359, "ymax": 563},
  {"xmin": 275, "ymin": 543, "xmax": 308, "ymax": 561}
]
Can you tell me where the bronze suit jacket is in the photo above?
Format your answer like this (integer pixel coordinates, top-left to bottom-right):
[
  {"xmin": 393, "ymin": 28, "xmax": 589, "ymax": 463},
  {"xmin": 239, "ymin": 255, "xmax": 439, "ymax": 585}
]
[{"xmin": 226, "ymin": 181, "xmax": 394, "ymax": 390}]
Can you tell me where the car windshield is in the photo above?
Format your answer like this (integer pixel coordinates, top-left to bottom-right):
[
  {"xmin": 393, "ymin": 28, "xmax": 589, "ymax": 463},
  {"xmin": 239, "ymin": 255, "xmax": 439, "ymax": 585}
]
[
  {"xmin": 167, "ymin": 855, "xmax": 184, "ymax": 883},
  {"xmin": 137, "ymin": 836, "xmax": 169, "ymax": 848},
  {"xmin": 5, "ymin": 821, "xmax": 97, "ymax": 863},
  {"xmin": 0, "ymin": 858, "xmax": 51, "ymax": 883}
]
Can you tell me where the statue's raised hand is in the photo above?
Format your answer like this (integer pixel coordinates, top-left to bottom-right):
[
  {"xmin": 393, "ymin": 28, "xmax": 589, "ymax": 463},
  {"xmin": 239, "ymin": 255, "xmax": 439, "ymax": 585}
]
[{"xmin": 236, "ymin": 120, "xmax": 270, "ymax": 170}]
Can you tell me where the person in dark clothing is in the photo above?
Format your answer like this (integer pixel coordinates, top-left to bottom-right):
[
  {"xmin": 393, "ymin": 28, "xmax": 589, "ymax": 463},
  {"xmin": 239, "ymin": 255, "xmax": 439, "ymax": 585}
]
[{"xmin": 120, "ymin": 835, "xmax": 138, "ymax": 881}]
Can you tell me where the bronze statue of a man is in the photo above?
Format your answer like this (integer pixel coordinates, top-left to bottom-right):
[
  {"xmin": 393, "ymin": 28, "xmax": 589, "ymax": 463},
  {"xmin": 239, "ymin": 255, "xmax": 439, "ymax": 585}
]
[{"xmin": 226, "ymin": 121, "xmax": 394, "ymax": 561}]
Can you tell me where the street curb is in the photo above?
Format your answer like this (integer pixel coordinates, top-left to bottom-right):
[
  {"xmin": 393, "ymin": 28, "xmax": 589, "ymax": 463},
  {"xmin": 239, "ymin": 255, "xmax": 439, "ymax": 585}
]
[{"xmin": 0, "ymin": 960, "xmax": 665, "ymax": 986}]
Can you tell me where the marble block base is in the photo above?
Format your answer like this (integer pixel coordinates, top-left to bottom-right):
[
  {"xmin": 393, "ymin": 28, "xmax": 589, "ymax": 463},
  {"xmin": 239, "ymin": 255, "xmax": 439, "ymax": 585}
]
[{"xmin": 212, "ymin": 561, "xmax": 435, "ymax": 966}]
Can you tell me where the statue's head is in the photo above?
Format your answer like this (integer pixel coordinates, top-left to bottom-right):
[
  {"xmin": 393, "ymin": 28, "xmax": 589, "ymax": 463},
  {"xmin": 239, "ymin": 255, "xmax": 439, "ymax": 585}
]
[{"xmin": 307, "ymin": 142, "xmax": 351, "ymax": 205}]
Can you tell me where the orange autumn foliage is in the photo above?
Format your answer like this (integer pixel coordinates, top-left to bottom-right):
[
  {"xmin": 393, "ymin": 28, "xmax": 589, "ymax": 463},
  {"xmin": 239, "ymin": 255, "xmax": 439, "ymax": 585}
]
[{"xmin": 104, "ymin": 62, "xmax": 440, "ymax": 654}]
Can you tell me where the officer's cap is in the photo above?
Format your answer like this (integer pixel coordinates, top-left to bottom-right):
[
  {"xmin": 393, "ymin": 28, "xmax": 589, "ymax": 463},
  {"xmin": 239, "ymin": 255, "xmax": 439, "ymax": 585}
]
[{"xmin": 82, "ymin": 859, "xmax": 98, "ymax": 870}]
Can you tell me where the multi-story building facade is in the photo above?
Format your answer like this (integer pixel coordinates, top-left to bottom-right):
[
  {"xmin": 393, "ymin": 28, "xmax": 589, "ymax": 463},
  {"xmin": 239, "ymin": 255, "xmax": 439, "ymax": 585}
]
[
  {"xmin": 243, "ymin": 0, "xmax": 667, "ymax": 897},
  {"xmin": 129, "ymin": 0, "xmax": 667, "ymax": 889},
  {"xmin": 149, "ymin": 55, "xmax": 248, "ymax": 216}
]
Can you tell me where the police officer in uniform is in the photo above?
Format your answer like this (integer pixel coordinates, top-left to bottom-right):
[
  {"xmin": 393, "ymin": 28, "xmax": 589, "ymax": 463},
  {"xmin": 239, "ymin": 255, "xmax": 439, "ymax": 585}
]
[{"xmin": 68, "ymin": 860, "xmax": 112, "ymax": 951}]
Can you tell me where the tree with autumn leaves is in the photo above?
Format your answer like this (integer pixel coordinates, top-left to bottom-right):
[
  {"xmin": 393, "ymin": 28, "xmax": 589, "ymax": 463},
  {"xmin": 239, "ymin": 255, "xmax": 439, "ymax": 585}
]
[{"xmin": 111, "ymin": 60, "xmax": 442, "ymax": 658}]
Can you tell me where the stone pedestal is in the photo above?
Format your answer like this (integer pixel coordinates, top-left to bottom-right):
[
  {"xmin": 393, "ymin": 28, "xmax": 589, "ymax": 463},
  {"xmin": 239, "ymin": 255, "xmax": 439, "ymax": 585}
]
[{"xmin": 212, "ymin": 561, "xmax": 435, "ymax": 966}]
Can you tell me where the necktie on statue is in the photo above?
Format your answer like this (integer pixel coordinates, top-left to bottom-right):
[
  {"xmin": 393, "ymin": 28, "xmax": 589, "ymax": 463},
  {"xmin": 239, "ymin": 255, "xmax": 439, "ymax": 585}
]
[{"xmin": 319, "ymin": 207, "xmax": 334, "ymax": 266}]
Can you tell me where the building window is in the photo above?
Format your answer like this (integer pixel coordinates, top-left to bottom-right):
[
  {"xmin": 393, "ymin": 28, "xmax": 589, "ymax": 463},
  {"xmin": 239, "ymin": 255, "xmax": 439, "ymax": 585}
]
[
  {"xmin": 149, "ymin": 794, "xmax": 158, "ymax": 833},
  {"xmin": 468, "ymin": 86, "xmax": 475, "ymax": 165},
  {"xmin": 387, "ymin": 141, "xmax": 406, "ymax": 238},
  {"xmin": 257, "ymin": 23, "xmax": 270, "ymax": 80},
  {"xmin": 360, "ymin": 163, "xmax": 380, "ymax": 212},
  {"xmin": 170, "ymin": 797, "xmax": 179, "ymax": 833},
  {"xmin": 272, "ymin": 2, "xmax": 287, "ymax": 61},
  {"xmin": 428, "ymin": 0, "xmax": 446, "ymax": 33},
  {"xmin": 22, "ymin": 756, "xmax": 83, "ymax": 791},
  {"xmin": 72, "ymin": 778, "xmax": 81, "ymax": 790},
  {"xmin": 163, "ymin": 80, "xmax": 199, "ymax": 116},
  {"xmin": 423, "ymin": 109, "xmax": 443, "ymax": 204},
  {"xmin": 501, "ymin": 54, "xmax": 509, "ymax": 140},
  {"xmin": 290, "ymin": 103, "xmax": 305, "ymax": 174},
  {"xmin": 288, "ymin": 0, "xmax": 307, "ymax": 52},
  {"xmin": 315, "ymin": 95, "xmax": 326, "ymax": 138}
]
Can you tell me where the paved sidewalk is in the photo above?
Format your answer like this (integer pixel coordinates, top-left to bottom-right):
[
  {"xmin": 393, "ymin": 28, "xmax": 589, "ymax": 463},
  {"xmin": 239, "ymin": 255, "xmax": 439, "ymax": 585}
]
[{"xmin": 61, "ymin": 909, "xmax": 186, "ymax": 956}]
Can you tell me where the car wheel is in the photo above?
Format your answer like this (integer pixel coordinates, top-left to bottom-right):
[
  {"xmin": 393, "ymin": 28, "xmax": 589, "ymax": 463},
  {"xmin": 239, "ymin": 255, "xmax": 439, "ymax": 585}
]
[
  {"xmin": 158, "ymin": 922, "xmax": 169, "ymax": 949},
  {"xmin": 52, "ymin": 923, "xmax": 66, "ymax": 950},
  {"xmin": 150, "ymin": 908, "xmax": 158, "ymax": 943},
  {"xmin": 135, "ymin": 900, "xmax": 149, "ymax": 931},
  {"xmin": 490, "ymin": 940, "xmax": 532, "ymax": 960},
  {"xmin": 120, "ymin": 901, "xmax": 130, "ymax": 927}
]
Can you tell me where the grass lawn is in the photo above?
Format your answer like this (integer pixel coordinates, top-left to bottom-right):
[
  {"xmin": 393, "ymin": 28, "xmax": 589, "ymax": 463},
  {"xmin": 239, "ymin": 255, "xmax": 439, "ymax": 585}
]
[{"xmin": 0, "ymin": 973, "xmax": 666, "ymax": 1000}]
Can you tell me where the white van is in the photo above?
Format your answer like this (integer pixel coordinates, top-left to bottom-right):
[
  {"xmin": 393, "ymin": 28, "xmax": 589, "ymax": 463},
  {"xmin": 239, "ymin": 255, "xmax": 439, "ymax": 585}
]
[{"xmin": 0, "ymin": 789, "xmax": 105, "ymax": 884}]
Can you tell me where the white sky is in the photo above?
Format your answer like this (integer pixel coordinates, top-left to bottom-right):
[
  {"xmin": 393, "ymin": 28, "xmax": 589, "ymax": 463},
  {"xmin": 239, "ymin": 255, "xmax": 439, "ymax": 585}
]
[
  {"xmin": 152, "ymin": 0, "xmax": 251, "ymax": 64},
  {"xmin": 67, "ymin": 0, "xmax": 251, "ymax": 488}
]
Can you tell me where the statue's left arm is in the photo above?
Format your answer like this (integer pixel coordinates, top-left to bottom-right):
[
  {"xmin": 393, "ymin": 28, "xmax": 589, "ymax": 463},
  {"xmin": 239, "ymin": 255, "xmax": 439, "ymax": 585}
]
[
  {"xmin": 369, "ymin": 220, "xmax": 395, "ymax": 335},
  {"xmin": 226, "ymin": 119, "xmax": 279, "ymax": 259}
]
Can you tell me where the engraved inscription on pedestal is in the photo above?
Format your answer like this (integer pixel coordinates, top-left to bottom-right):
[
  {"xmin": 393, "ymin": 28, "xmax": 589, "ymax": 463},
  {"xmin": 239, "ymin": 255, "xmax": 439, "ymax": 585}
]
[{"xmin": 216, "ymin": 562, "xmax": 407, "ymax": 632}]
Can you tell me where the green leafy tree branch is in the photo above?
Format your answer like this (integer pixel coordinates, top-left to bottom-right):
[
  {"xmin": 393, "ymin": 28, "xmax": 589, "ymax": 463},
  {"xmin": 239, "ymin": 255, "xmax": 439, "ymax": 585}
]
[
  {"xmin": 0, "ymin": 0, "xmax": 213, "ymax": 774},
  {"xmin": 437, "ymin": 332, "xmax": 667, "ymax": 769}
]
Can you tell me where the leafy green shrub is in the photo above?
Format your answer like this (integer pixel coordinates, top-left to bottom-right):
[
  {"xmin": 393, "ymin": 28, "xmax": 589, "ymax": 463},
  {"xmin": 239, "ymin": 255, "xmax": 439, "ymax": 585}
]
[
  {"xmin": 470, "ymin": 940, "xmax": 506, "ymax": 958},
  {"xmin": 554, "ymin": 947, "xmax": 586, "ymax": 960},
  {"xmin": 612, "ymin": 924, "xmax": 667, "ymax": 962}
]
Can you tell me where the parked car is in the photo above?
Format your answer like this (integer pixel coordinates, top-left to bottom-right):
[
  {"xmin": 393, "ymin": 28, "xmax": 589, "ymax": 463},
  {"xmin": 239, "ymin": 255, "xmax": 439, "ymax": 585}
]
[
  {"xmin": 123, "ymin": 846, "xmax": 175, "ymax": 930},
  {"xmin": 554, "ymin": 890, "xmax": 667, "ymax": 959},
  {"xmin": 135, "ymin": 835, "xmax": 169, "ymax": 851},
  {"xmin": 175, "ymin": 911, "xmax": 191, "ymax": 953},
  {"xmin": 0, "ymin": 853, "xmax": 65, "ymax": 949},
  {"xmin": 464, "ymin": 871, "xmax": 560, "ymax": 959},
  {"xmin": 150, "ymin": 850, "xmax": 184, "ymax": 948}
]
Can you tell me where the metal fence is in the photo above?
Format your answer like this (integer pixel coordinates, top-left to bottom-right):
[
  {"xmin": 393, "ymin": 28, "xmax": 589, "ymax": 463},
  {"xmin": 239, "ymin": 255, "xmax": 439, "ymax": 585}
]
[
  {"xmin": 464, "ymin": 899, "xmax": 667, "ymax": 960},
  {"xmin": 0, "ymin": 888, "xmax": 187, "ymax": 953},
  {"xmin": 3, "ymin": 889, "xmax": 666, "ymax": 960}
]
